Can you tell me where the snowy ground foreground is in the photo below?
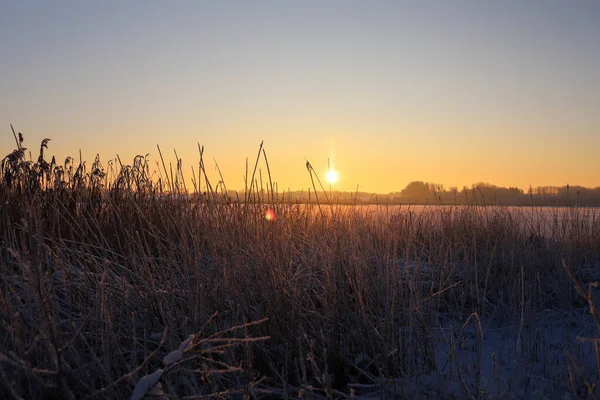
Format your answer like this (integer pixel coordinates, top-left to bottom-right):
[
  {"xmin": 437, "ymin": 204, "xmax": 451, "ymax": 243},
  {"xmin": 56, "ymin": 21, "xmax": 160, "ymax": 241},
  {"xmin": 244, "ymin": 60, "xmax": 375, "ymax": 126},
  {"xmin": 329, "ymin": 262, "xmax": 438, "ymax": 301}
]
[
  {"xmin": 11, "ymin": 254, "xmax": 597, "ymax": 399},
  {"xmin": 435, "ymin": 311, "xmax": 597, "ymax": 399},
  {"xmin": 343, "ymin": 310, "xmax": 598, "ymax": 399},
  {"xmin": 340, "ymin": 259, "xmax": 600, "ymax": 399}
]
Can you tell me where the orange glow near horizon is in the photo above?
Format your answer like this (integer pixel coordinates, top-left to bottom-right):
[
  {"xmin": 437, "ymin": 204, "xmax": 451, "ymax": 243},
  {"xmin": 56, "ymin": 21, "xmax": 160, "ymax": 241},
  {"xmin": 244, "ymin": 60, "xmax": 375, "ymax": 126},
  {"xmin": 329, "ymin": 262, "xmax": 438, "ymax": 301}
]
[
  {"xmin": 1, "ymin": 126, "xmax": 598, "ymax": 194},
  {"xmin": 4, "ymin": 129, "xmax": 598, "ymax": 195}
]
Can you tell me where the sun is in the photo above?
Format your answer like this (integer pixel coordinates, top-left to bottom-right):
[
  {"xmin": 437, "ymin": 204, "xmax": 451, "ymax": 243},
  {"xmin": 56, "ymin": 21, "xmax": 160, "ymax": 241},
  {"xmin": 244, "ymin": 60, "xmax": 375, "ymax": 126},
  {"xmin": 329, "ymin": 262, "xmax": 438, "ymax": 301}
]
[{"xmin": 326, "ymin": 169, "xmax": 338, "ymax": 184}]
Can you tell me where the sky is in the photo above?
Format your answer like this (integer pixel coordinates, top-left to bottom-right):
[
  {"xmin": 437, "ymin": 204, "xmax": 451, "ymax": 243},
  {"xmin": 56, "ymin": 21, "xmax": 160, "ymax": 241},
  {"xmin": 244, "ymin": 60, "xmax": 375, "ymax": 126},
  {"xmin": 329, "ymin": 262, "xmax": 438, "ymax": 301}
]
[{"xmin": 1, "ymin": 1, "xmax": 599, "ymax": 193}]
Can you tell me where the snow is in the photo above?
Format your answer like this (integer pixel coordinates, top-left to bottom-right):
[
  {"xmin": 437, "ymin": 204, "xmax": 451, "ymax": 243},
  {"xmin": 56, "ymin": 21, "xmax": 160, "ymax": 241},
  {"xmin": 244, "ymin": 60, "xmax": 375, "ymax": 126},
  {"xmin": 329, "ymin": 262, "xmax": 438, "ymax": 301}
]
[
  {"xmin": 131, "ymin": 369, "xmax": 164, "ymax": 400},
  {"xmin": 163, "ymin": 334, "xmax": 195, "ymax": 366}
]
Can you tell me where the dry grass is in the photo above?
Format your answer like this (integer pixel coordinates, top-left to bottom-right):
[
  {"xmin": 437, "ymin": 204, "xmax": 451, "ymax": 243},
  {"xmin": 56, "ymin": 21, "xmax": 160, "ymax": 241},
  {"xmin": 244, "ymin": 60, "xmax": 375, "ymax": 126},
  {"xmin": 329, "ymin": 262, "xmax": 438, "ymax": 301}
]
[{"xmin": 1, "ymin": 132, "xmax": 600, "ymax": 399}]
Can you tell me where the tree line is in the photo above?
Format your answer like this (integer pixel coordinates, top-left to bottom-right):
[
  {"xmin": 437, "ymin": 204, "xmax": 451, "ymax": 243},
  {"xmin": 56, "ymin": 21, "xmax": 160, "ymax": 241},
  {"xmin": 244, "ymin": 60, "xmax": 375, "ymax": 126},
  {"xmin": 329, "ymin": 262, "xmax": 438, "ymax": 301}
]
[
  {"xmin": 269, "ymin": 182, "xmax": 600, "ymax": 206},
  {"xmin": 388, "ymin": 181, "xmax": 600, "ymax": 206}
]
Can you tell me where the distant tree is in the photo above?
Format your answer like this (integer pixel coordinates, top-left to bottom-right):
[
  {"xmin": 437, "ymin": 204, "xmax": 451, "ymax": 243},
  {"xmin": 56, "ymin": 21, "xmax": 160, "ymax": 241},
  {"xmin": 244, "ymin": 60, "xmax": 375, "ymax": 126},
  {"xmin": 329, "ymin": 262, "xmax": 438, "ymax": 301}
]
[{"xmin": 400, "ymin": 181, "xmax": 435, "ymax": 199}]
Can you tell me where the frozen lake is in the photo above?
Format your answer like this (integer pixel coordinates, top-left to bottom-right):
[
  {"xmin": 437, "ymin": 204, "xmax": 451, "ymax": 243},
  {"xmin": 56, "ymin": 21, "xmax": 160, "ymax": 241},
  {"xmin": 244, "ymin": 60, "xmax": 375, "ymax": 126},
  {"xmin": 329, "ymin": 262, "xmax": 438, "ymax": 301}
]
[{"xmin": 278, "ymin": 203, "xmax": 600, "ymax": 238}]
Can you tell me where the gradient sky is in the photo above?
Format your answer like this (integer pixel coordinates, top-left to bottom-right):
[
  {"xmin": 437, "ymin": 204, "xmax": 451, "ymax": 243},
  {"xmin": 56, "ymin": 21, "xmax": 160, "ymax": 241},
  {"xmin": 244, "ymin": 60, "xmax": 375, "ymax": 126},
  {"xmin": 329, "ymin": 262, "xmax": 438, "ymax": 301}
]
[{"xmin": 2, "ymin": 1, "xmax": 599, "ymax": 193}]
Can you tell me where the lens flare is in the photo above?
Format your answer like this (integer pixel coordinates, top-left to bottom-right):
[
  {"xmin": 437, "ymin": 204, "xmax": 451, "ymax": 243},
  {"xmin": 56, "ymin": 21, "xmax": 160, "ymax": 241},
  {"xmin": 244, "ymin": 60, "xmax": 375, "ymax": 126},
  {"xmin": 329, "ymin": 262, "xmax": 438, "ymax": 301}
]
[{"xmin": 265, "ymin": 208, "xmax": 276, "ymax": 221}]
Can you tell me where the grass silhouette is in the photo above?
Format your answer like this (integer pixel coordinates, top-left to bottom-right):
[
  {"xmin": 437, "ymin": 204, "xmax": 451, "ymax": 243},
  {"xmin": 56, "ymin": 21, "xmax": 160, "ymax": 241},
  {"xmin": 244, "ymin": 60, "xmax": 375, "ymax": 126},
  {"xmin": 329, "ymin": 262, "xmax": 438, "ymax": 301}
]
[{"xmin": 1, "ymin": 130, "xmax": 600, "ymax": 398}]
